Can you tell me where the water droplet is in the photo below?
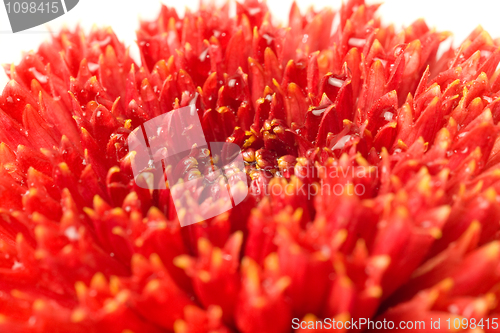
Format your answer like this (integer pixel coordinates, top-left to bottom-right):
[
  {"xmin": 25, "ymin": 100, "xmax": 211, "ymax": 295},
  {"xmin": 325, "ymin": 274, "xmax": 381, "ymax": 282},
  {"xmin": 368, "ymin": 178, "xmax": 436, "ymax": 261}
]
[
  {"xmin": 199, "ymin": 48, "xmax": 209, "ymax": 62},
  {"xmin": 247, "ymin": 7, "xmax": 262, "ymax": 15},
  {"xmin": 262, "ymin": 33, "xmax": 274, "ymax": 45},
  {"xmin": 383, "ymin": 111, "xmax": 394, "ymax": 121},
  {"xmin": 328, "ymin": 77, "xmax": 344, "ymax": 88},
  {"xmin": 88, "ymin": 62, "xmax": 99, "ymax": 72},
  {"xmin": 312, "ymin": 107, "xmax": 327, "ymax": 116},
  {"xmin": 64, "ymin": 226, "xmax": 79, "ymax": 241},
  {"xmin": 332, "ymin": 135, "xmax": 351, "ymax": 150},
  {"xmin": 12, "ymin": 261, "xmax": 24, "ymax": 270},
  {"xmin": 347, "ymin": 37, "xmax": 365, "ymax": 47}
]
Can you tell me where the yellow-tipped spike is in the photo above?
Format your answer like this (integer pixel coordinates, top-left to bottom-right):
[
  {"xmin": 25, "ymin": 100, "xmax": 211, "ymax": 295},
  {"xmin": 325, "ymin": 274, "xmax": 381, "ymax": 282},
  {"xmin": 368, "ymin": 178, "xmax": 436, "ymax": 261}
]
[
  {"xmin": 90, "ymin": 272, "xmax": 107, "ymax": 290},
  {"xmin": 71, "ymin": 308, "xmax": 86, "ymax": 323}
]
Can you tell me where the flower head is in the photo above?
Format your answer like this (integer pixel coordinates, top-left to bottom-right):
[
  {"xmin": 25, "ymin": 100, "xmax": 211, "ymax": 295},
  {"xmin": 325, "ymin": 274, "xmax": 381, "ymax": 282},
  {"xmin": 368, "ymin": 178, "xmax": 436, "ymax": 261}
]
[{"xmin": 1, "ymin": 0, "xmax": 500, "ymax": 332}]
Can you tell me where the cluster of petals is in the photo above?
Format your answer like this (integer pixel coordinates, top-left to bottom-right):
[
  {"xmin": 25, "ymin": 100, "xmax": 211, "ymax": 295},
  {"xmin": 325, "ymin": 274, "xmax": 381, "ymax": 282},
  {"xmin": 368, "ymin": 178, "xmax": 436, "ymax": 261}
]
[{"xmin": 1, "ymin": 0, "xmax": 500, "ymax": 332}]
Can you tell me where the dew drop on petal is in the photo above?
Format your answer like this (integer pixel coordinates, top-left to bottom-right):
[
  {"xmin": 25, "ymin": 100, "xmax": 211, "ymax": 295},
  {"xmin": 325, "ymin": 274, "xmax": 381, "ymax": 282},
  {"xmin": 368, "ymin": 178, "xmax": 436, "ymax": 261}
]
[
  {"xmin": 262, "ymin": 33, "xmax": 274, "ymax": 45},
  {"xmin": 64, "ymin": 226, "xmax": 80, "ymax": 241},
  {"xmin": 29, "ymin": 67, "xmax": 48, "ymax": 84},
  {"xmin": 332, "ymin": 135, "xmax": 351, "ymax": 150},
  {"xmin": 347, "ymin": 37, "xmax": 365, "ymax": 47},
  {"xmin": 383, "ymin": 111, "xmax": 394, "ymax": 121},
  {"xmin": 328, "ymin": 77, "xmax": 344, "ymax": 88},
  {"xmin": 88, "ymin": 62, "xmax": 100, "ymax": 72},
  {"xmin": 448, "ymin": 304, "xmax": 459, "ymax": 314},
  {"xmin": 199, "ymin": 48, "xmax": 209, "ymax": 62},
  {"xmin": 247, "ymin": 7, "xmax": 261, "ymax": 15},
  {"xmin": 312, "ymin": 107, "xmax": 327, "ymax": 116},
  {"xmin": 12, "ymin": 261, "xmax": 24, "ymax": 270}
]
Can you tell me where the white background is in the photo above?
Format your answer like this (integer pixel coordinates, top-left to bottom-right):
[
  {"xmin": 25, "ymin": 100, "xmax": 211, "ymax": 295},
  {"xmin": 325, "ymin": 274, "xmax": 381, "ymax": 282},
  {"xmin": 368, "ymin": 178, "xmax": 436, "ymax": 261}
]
[{"xmin": 1, "ymin": 0, "xmax": 500, "ymax": 89}]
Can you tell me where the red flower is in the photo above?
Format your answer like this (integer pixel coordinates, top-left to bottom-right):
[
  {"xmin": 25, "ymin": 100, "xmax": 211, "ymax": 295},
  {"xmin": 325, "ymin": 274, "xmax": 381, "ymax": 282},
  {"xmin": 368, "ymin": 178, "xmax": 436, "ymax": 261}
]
[{"xmin": 1, "ymin": 0, "xmax": 500, "ymax": 332}]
